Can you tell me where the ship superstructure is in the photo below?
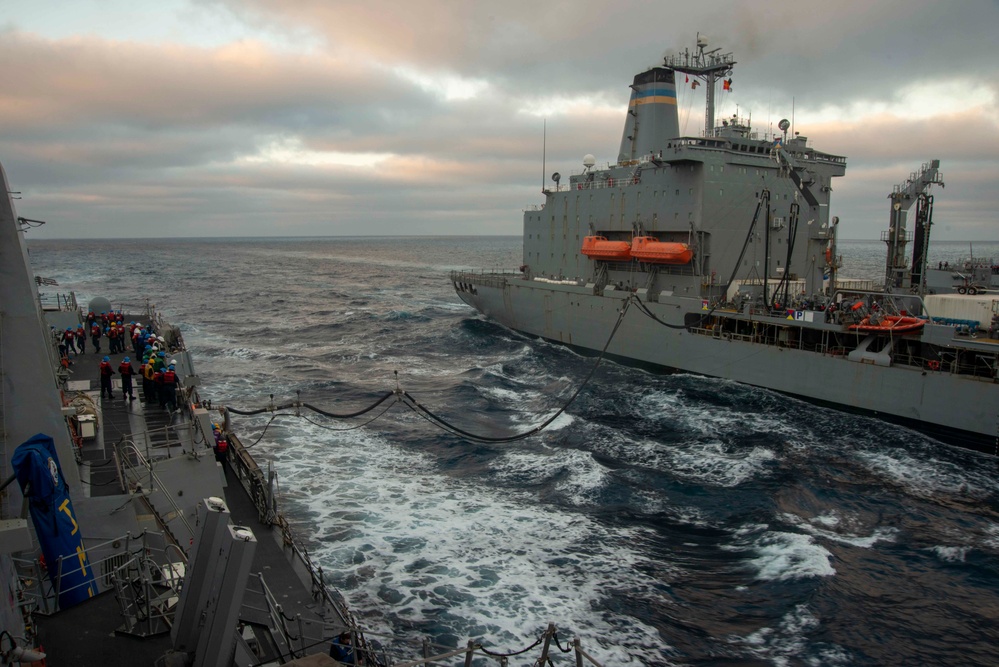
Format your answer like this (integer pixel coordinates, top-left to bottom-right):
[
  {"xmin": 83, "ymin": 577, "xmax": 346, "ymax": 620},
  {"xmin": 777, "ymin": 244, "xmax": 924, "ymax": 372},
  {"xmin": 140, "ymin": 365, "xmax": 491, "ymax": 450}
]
[{"xmin": 453, "ymin": 37, "xmax": 999, "ymax": 452}]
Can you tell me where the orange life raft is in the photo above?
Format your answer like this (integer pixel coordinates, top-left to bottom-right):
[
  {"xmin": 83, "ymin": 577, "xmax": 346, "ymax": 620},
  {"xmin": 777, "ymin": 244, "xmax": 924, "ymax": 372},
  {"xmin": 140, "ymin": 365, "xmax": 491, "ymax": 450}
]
[
  {"xmin": 849, "ymin": 315, "xmax": 925, "ymax": 334},
  {"xmin": 630, "ymin": 236, "xmax": 694, "ymax": 264},
  {"xmin": 581, "ymin": 236, "xmax": 632, "ymax": 261}
]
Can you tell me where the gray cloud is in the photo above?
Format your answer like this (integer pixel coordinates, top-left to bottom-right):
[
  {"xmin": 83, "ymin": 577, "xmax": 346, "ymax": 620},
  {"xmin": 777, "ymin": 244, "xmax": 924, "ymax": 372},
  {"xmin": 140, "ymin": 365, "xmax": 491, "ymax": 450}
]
[{"xmin": 2, "ymin": 1, "xmax": 998, "ymax": 240}]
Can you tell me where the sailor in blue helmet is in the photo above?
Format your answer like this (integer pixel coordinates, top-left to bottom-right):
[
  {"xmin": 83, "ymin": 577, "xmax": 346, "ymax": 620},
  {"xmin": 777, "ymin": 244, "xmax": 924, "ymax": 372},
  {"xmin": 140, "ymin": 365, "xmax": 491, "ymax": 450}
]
[
  {"xmin": 99, "ymin": 355, "xmax": 115, "ymax": 400},
  {"xmin": 91, "ymin": 320, "xmax": 102, "ymax": 353},
  {"xmin": 118, "ymin": 356, "xmax": 136, "ymax": 402}
]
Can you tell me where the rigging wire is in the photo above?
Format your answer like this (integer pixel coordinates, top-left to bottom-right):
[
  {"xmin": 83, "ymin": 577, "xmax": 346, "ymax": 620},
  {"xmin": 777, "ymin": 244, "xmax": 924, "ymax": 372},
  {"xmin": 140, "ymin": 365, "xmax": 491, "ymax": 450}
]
[
  {"xmin": 397, "ymin": 297, "xmax": 632, "ymax": 444},
  {"xmin": 224, "ymin": 298, "xmax": 633, "ymax": 445},
  {"xmin": 241, "ymin": 413, "xmax": 288, "ymax": 449},
  {"xmin": 300, "ymin": 399, "xmax": 398, "ymax": 432},
  {"xmin": 225, "ymin": 391, "xmax": 394, "ymax": 418}
]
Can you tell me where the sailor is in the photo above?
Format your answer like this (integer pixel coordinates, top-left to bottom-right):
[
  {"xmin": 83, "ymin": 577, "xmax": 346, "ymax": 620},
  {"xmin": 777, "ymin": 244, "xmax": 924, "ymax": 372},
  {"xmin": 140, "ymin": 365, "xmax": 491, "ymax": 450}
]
[
  {"xmin": 212, "ymin": 424, "xmax": 228, "ymax": 462},
  {"xmin": 142, "ymin": 355, "xmax": 155, "ymax": 402},
  {"xmin": 152, "ymin": 366, "xmax": 165, "ymax": 408},
  {"xmin": 62, "ymin": 328, "xmax": 75, "ymax": 358},
  {"xmin": 99, "ymin": 356, "xmax": 115, "ymax": 400},
  {"xmin": 162, "ymin": 364, "xmax": 180, "ymax": 412},
  {"xmin": 118, "ymin": 356, "xmax": 136, "ymax": 401},
  {"xmin": 153, "ymin": 350, "xmax": 167, "ymax": 373},
  {"xmin": 109, "ymin": 324, "xmax": 121, "ymax": 354},
  {"xmin": 75, "ymin": 324, "xmax": 86, "ymax": 353},
  {"xmin": 329, "ymin": 632, "xmax": 354, "ymax": 664},
  {"xmin": 91, "ymin": 322, "xmax": 103, "ymax": 353},
  {"xmin": 132, "ymin": 325, "xmax": 143, "ymax": 357}
]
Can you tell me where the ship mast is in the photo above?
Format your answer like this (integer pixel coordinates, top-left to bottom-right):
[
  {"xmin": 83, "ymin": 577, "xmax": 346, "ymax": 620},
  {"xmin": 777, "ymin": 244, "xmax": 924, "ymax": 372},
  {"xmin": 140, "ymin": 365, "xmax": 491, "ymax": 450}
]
[{"xmin": 665, "ymin": 34, "xmax": 736, "ymax": 136}]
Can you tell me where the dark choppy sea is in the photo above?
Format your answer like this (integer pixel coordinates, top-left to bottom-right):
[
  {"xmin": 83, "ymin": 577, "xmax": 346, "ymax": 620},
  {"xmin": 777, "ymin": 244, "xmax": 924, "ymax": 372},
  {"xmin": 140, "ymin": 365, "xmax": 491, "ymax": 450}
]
[{"xmin": 28, "ymin": 237, "xmax": 999, "ymax": 665}]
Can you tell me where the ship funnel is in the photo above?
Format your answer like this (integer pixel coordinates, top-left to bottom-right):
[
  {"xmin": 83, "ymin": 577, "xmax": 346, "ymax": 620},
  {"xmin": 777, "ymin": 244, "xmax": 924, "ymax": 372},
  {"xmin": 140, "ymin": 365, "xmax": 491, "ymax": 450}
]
[{"xmin": 617, "ymin": 67, "xmax": 679, "ymax": 164}]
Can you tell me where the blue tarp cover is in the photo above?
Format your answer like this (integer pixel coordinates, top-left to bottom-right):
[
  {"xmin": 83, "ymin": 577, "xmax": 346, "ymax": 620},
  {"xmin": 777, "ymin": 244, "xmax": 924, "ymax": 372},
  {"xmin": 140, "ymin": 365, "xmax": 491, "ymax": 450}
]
[{"xmin": 11, "ymin": 433, "xmax": 97, "ymax": 608}]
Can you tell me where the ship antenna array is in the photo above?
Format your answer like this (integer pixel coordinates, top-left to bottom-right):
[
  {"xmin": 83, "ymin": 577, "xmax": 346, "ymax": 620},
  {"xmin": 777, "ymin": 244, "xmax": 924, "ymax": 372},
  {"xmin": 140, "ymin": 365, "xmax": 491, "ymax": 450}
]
[{"xmin": 665, "ymin": 34, "xmax": 736, "ymax": 137}]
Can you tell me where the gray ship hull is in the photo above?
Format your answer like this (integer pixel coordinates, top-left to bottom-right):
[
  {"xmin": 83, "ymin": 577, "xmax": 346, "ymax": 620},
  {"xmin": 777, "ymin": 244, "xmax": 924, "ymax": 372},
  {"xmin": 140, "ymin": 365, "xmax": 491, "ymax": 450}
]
[{"xmin": 455, "ymin": 276, "xmax": 999, "ymax": 452}]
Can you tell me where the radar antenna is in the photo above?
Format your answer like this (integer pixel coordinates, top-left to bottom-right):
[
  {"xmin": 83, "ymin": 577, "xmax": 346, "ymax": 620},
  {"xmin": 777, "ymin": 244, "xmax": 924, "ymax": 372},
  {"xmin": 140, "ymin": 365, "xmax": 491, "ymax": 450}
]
[{"xmin": 664, "ymin": 34, "xmax": 736, "ymax": 137}]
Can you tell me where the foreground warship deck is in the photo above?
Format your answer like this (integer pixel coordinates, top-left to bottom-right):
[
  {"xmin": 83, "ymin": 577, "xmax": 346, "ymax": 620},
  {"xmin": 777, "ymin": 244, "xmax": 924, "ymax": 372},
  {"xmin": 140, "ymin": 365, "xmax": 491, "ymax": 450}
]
[
  {"xmin": 1, "ymin": 164, "xmax": 606, "ymax": 664},
  {"xmin": 6, "ymin": 300, "xmax": 356, "ymax": 665}
]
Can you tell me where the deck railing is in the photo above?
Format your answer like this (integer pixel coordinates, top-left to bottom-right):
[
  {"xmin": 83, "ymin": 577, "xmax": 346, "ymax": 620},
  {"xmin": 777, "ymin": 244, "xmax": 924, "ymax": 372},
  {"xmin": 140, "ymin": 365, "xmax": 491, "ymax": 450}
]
[{"xmin": 13, "ymin": 530, "xmax": 184, "ymax": 619}]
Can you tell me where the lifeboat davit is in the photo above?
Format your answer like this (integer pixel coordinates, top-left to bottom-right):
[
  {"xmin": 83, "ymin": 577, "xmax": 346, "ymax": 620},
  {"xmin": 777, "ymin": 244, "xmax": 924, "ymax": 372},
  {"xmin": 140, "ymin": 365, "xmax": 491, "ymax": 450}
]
[
  {"xmin": 849, "ymin": 315, "xmax": 925, "ymax": 334},
  {"xmin": 630, "ymin": 236, "xmax": 694, "ymax": 264},
  {"xmin": 581, "ymin": 236, "xmax": 631, "ymax": 261}
]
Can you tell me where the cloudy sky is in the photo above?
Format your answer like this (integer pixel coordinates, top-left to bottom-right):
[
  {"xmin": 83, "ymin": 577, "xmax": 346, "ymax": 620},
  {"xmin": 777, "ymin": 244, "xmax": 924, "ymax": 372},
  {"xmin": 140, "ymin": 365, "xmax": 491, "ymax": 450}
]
[{"xmin": 2, "ymin": 0, "xmax": 997, "ymax": 239}]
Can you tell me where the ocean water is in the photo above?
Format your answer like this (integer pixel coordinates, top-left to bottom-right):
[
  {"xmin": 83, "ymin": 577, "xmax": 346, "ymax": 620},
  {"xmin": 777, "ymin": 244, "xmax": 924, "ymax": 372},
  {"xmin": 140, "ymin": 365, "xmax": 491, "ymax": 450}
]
[{"xmin": 28, "ymin": 236, "xmax": 999, "ymax": 666}]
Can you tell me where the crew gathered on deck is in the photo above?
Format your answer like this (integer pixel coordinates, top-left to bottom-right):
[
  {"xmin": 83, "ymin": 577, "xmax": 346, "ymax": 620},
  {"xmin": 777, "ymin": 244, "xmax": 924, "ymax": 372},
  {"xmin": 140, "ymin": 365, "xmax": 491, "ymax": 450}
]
[{"xmin": 64, "ymin": 311, "xmax": 186, "ymax": 412}]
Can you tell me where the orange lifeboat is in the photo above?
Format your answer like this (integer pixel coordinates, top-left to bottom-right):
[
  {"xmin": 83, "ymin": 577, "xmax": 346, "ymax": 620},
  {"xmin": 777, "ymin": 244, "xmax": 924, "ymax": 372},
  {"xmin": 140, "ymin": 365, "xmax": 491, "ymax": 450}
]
[
  {"xmin": 581, "ymin": 236, "xmax": 632, "ymax": 261},
  {"xmin": 849, "ymin": 315, "xmax": 925, "ymax": 334},
  {"xmin": 630, "ymin": 236, "xmax": 694, "ymax": 264}
]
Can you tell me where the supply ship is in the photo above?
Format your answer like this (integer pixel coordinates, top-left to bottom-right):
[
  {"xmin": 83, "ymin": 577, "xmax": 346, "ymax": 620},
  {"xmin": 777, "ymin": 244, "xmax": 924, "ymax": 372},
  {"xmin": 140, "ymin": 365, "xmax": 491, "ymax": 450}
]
[
  {"xmin": 452, "ymin": 36, "xmax": 999, "ymax": 453},
  {"xmin": 0, "ymin": 166, "xmax": 595, "ymax": 663}
]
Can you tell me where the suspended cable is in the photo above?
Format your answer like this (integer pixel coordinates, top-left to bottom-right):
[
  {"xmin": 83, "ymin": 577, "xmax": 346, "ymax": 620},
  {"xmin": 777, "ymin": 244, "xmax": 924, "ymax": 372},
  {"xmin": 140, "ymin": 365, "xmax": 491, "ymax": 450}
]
[
  {"xmin": 241, "ymin": 414, "xmax": 289, "ymax": 449},
  {"xmin": 398, "ymin": 298, "xmax": 632, "ymax": 443},
  {"xmin": 225, "ymin": 391, "xmax": 394, "ymax": 418},
  {"xmin": 222, "ymin": 300, "xmax": 633, "ymax": 445},
  {"xmin": 300, "ymin": 399, "xmax": 398, "ymax": 432}
]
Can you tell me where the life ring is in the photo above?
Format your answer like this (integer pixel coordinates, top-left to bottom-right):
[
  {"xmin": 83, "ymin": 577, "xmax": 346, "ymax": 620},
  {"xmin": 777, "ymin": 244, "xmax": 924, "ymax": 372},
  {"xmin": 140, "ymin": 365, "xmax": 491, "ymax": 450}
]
[{"xmin": 928, "ymin": 360, "xmax": 940, "ymax": 371}]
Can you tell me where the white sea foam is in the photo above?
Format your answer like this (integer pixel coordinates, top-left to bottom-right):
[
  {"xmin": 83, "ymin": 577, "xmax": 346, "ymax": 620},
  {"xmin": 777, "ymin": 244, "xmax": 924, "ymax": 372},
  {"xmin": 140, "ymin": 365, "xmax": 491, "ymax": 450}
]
[
  {"xmin": 263, "ymin": 421, "xmax": 672, "ymax": 662},
  {"xmin": 983, "ymin": 523, "xmax": 999, "ymax": 550},
  {"xmin": 929, "ymin": 545, "xmax": 969, "ymax": 562},
  {"xmin": 737, "ymin": 604, "xmax": 843, "ymax": 667},
  {"xmin": 855, "ymin": 448, "xmax": 999, "ymax": 500},
  {"xmin": 595, "ymin": 434, "xmax": 776, "ymax": 487},
  {"xmin": 726, "ymin": 525, "xmax": 835, "ymax": 581},
  {"xmin": 781, "ymin": 511, "xmax": 898, "ymax": 549}
]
